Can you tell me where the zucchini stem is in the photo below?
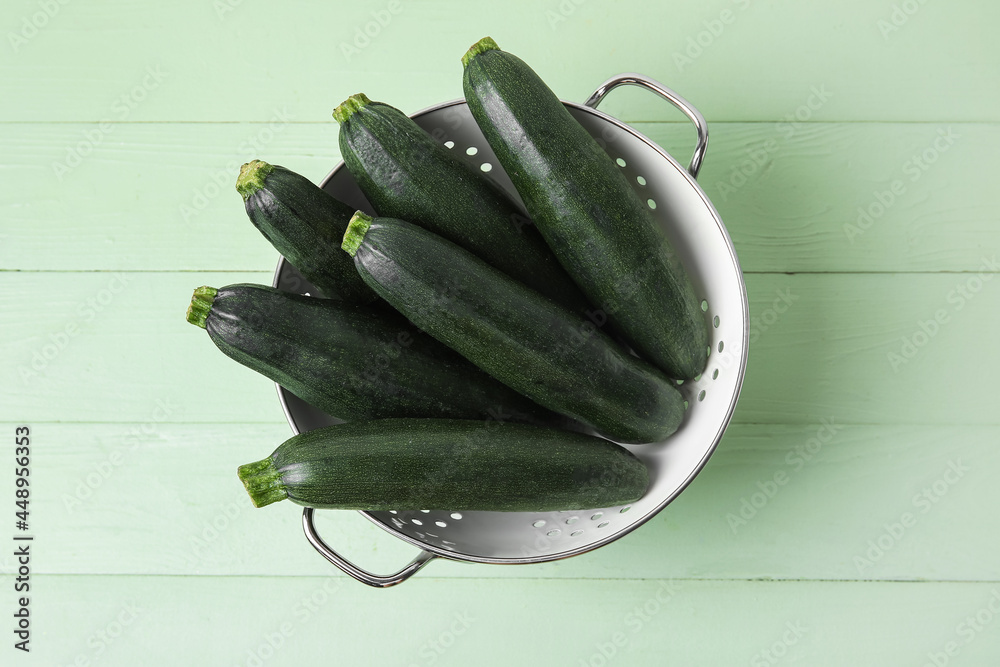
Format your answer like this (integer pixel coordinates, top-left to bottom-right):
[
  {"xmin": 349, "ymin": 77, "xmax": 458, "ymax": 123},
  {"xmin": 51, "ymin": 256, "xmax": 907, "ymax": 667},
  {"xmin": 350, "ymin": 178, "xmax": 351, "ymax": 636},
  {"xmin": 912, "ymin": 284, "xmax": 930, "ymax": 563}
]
[
  {"xmin": 236, "ymin": 160, "xmax": 275, "ymax": 201},
  {"xmin": 461, "ymin": 36, "xmax": 500, "ymax": 68},
  {"xmin": 342, "ymin": 211, "xmax": 373, "ymax": 257},
  {"xmin": 186, "ymin": 286, "xmax": 218, "ymax": 328},
  {"xmin": 237, "ymin": 457, "xmax": 289, "ymax": 508},
  {"xmin": 333, "ymin": 93, "xmax": 372, "ymax": 124}
]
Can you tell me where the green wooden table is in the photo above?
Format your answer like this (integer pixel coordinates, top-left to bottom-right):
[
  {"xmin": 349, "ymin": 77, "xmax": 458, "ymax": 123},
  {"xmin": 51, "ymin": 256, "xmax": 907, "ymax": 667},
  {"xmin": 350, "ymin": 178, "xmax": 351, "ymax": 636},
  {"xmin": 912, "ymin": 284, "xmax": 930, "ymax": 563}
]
[{"xmin": 2, "ymin": 0, "xmax": 997, "ymax": 664}]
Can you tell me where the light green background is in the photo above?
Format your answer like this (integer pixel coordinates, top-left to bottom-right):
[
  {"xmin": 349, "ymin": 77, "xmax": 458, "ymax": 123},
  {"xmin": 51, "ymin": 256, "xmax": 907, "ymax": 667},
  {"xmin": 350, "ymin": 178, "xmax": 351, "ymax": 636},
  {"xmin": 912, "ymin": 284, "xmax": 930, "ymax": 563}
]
[{"xmin": 2, "ymin": 0, "xmax": 998, "ymax": 664}]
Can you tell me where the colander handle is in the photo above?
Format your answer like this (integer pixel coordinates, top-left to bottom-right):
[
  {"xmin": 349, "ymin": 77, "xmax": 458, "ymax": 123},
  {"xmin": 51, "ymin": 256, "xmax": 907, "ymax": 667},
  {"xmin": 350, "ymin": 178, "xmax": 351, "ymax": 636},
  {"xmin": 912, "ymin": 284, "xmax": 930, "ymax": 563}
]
[
  {"xmin": 584, "ymin": 73, "xmax": 708, "ymax": 179},
  {"xmin": 302, "ymin": 508, "xmax": 438, "ymax": 588}
]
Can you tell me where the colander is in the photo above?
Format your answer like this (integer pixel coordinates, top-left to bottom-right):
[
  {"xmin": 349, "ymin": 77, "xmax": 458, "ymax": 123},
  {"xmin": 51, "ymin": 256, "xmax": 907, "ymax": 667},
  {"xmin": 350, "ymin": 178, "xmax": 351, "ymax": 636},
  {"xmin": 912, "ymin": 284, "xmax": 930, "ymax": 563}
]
[{"xmin": 271, "ymin": 73, "xmax": 749, "ymax": 587}]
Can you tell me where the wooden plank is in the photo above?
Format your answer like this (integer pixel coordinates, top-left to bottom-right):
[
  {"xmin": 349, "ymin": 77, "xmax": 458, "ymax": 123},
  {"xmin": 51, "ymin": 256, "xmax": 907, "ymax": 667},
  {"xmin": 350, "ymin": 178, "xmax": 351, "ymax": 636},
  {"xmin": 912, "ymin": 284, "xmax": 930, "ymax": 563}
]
[
  {"xmin": 1, "ymin": 0, "xmax": 997, "ymax": 122},
  {"xmin": 2, "ymin": 271, "xmax": 998, "ymax": 425},
  {"xmin": 14, "ymin": 575, "xmax": 1000, "ymax": 666},
  {"xmin": 0, "ymin": 122, "xmax": 994, "ymax": 273},
  {"xmin": 14, "ymin": 422, "xmax": 998, "ymax": 582}
]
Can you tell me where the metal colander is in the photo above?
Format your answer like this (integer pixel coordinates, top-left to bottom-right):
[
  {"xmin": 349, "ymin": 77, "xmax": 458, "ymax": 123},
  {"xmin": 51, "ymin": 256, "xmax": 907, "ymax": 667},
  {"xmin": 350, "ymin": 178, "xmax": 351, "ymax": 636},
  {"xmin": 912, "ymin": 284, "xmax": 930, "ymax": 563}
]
[{"xmin": 271, "ymin": 73, "xmax": 749, "ymax": 587}]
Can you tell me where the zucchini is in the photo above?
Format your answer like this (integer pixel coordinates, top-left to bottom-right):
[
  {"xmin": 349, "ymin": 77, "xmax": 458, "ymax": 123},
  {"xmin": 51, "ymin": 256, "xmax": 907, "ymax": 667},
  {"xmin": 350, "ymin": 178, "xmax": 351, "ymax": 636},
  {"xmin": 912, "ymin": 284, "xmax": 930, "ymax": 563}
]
[
  {"xmin": 186, "ymin": 283, "xmax": 559, "ymax": 425},
  {"xmin": 342, "ymin": 214, "xmax": 685, "ymax": 444},
  {"xmin": 237, "ymin": 418, "xmax": 649, "ymax": 511},
  {"xmin": 333, "ymin": 94, "xmax": 590, "ymax": 314},
  {"xmin": 237, "ymin": 160, "xmax": 377, "ymax": 303},
  {"xmin": 462, "ymin": 37, "xmax": 709, "ymax": 380}
]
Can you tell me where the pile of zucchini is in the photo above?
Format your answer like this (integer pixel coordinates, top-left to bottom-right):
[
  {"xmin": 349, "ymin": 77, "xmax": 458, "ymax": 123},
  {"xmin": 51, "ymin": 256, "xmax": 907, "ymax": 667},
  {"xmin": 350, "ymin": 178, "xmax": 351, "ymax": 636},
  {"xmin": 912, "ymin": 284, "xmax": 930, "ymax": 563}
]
[{"xmin": 187, "ymin": 37, "xmax": 708, "ymax": 515}]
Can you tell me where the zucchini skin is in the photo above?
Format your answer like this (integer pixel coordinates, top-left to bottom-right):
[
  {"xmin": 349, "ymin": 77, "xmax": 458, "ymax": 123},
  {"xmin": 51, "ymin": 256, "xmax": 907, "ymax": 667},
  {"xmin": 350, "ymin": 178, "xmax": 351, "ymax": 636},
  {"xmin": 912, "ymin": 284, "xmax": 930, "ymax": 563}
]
[
  {"xmin": 197, "ymin": 283, "xmax": 559, "ymax": 425},
  {"xmin": 238, "ymin": 419, "xmax": 649, "ymax": 511},
  {"xmin": 239, "ymin": 161, "xmax": 377, "ymax": 303},
  {"xmin": 345, "ymin": 217, "xmax": 685, "ymax": 444},
  {"xmin": 336, "ymin": 96, "xmax": 591, "ymax": 315},
  {"xmin": 462, "ymin": 40, "xmax": 709, "ymax": 379}
]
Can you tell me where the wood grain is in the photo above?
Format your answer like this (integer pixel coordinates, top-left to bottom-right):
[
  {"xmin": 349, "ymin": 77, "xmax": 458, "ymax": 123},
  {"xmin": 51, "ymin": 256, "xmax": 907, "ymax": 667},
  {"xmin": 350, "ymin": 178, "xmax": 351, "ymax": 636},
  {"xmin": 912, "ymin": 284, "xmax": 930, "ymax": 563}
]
[
  {"xmin": 0, "ymin": 122, "xmax": 993, "ymax": 273},
  {"xmin": 3, "ymin": 271, "xmax": 997, "ymax": 425},
  {"xmin": 15, "ymin": 575, "xmax": 1000, "ymax": 666},
  {"xmin": 1, "ymin": 0, "xmax": 996, "ymax": 122},
  {"xmin": 13, "ymin": 422, "xmax": 996, "ymax": 582}
]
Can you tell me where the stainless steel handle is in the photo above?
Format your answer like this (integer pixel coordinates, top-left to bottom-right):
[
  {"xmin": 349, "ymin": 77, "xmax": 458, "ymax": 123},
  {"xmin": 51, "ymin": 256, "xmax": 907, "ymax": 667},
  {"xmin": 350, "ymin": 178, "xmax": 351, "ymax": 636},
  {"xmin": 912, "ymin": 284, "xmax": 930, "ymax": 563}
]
[
  {"xmin": 302, "ymin": 508, "xmax": 438, "ymax": 588},
  {"xmin": 584, "ymin": 73, "xmax": 708, "ymax": 179}
]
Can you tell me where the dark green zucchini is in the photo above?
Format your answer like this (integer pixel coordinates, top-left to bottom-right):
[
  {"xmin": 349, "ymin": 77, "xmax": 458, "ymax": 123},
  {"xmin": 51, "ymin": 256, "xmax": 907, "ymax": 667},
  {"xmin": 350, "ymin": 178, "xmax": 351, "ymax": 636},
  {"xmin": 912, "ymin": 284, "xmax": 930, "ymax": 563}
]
[
  {"xmin": 462, "ymin": 37, "xmax": 709, "ymax": 380},
  {"xmin": 237, "ymin": 160, "xmax": 377, "ymax": 303},
  {"xmin": 333, "ymin": 94, "xmax": 591, "ymax": 315},
  {"xmin": 185, "ymin": 283, "xmax": 559, "ymax": 425},
  {"xmin": 342, "ymin": 214, "xmax": 685, "ymax": 444},
  {"xmin": 238, "ymin": 418, "xmax": 649, "ymax": 511}
]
